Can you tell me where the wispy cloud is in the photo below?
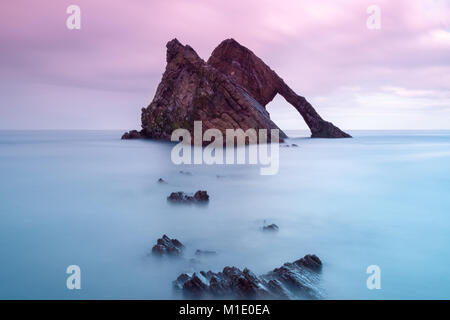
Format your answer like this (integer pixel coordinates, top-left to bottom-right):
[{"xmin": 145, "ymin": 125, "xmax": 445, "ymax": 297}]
[{"xmin": 0, "ymin": 0, "xmax": 449, "ymax": 129}]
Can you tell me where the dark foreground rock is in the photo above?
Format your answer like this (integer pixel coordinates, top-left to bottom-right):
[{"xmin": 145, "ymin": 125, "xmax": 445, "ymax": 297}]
[
  {"xmin": 167, "ymin": 191, "xmax": 209, "ymax": 203},
  {"xmin": 123, "ymin": 38, "xmax": 350, "ymax": 142},
  {"xmin": 151, "ymin": 235, "xmax": 184, "ymax": 256},
  {"xmin": 173, "ymin": 254, "xmax": 323, "ymax": 299}
]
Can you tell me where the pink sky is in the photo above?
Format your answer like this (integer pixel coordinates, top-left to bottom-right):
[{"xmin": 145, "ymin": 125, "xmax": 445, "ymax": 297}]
[{"xmin": 0, "ymin": 0, "xmax": 449, "ymax": 130}]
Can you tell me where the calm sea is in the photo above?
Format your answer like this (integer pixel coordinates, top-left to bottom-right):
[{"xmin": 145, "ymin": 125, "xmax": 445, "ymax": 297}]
[{"xmin": 0, "ymin": 130, "xmax": 449, "ymax": 299}]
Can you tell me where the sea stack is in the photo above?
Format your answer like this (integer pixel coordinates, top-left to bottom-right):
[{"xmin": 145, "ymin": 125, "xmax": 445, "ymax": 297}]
[{"xmin": 122, "ymin": 38, "xmax": 350, "ymax": 141}]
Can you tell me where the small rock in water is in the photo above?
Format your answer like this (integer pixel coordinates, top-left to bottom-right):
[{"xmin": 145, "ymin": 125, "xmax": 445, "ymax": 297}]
[
  {"xmin": 195, "ymin": 249, "xmax": 217, "ymax": 256},
  {"xmin": 167, "ymin": 192, "xmax": 189, "ymax": 202},
  {"xmin": 263, "ymin": 224, "xmax": 279, "ymax": 232},
  {"xmin": 173, "ymin": 254, "xmax": 323, "ymax": 299},
  {"xmin": 151, "ymin": 234, "xmax": 184, "ymax": 256},
  {"xmin": 167, "ymin": 191, "xmax": 209, "ymax": 204},
  {"xmin": 194, "ymin": 190, "xmax": 209, "ymax": 202},
  {"xmin": 121, "ymin": 130, "xmax": 142, "ymax": 139},
  {"xmin": 157, "ymin": 178, "xmax": 167, "ymax": 184},
  {"xmin": 179, "ymin": 170, "xmax": 192, "ymax": 176},
  {"xmin": 291, "ymin": 143, "xmax": 298, "ymax": 147}
]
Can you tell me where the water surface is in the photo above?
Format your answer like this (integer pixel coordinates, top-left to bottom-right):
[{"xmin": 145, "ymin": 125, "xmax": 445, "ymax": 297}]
[{"xmin": 0, "ymin": 130, "xmax": 449, "ymax": 299}]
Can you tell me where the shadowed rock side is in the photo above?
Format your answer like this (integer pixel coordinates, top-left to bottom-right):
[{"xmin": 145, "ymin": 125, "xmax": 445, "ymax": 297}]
[
  {"xmin": 173, "ymin": 254, "xmax": 323, "ymax": 299},
  {"xmin": 123, "ymin": 38, "xmax": 350, "ymax": 141},
  {"xmin": 208, "ymin": 39, "xmax": 351, "ymax": 138}
]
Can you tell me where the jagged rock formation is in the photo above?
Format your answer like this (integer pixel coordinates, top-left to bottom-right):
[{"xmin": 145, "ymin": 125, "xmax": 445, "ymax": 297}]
[
  {"xmin": 167, "ymin": 190, "xmax": 210, "ymax": 204},
  {"xmin": 173, "ymin": 254, "xmax": 323, "ymax": 299},
  {"xmin": 151, "ymin": 235, "xmax": 184, "ymax": 256},
  {"xmin": 122, "ymin": 39, "xmax": 350, "ymax": 141}
]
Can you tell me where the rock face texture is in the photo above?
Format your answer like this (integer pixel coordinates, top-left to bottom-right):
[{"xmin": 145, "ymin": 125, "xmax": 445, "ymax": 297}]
[
  {"xmin": 123, "ymin": 38, "xmax": 350, "ymax": 141},
  {"xmin": 173, "ymin": 254, "xmax": 323, "ymax": 299}
]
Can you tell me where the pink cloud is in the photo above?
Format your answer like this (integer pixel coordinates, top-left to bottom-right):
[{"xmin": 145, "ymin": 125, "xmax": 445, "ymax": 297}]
[{"xmin": 0, "ymin": 0, "xmax": 449, "ymax": 129}]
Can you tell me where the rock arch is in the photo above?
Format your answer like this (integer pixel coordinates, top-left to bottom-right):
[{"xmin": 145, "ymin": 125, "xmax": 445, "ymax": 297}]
[
  {"xmin": 122, "ymin": 38, "xmax": 350, "ymax": 141},
  {"xmin": 207, "ymin": 39, "xmax": 350, "ymax": 138}
]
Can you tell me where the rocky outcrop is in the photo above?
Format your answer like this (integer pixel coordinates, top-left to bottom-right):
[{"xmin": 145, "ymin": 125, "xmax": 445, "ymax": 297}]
[
  {"xmin": 173, "ymin": 254, "xmax": 323, "ymax": 299},
  {"xmin": 151, "ymin": 235, "xmax": 184, "ymax": 256},
  {"xmin": 167, "ymin": 190, "xmax": 210, "ymax": 203},
  {"xmin": 123, "ymin": 38, "xmax": 350, "ymax": 141}
]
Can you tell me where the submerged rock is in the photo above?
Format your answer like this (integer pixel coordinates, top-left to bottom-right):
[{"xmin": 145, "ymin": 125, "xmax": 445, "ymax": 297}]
[
  {"xmin": 167, "ymin": 191, "xmax": 209, "ymax": 204},
  {"xmin": 263, "ymin": 224, "xmax": 279, "ymax": 232},
  {"xmin": 157, "ymin": 178, "xmax": 167, "ymax": 184},
  {"xmin": 123, "ymin": 38, "xmax": 350, "ymax": 142},
  {"xmin": 195, "ymin": 249, "xmax": 217, "ymax": 256},
  {"xmin": 173, "ymin": 254, "xmax": 323, "ymax": 299},
  {"xmin": 151, "ymin": 235, "xmax": 184, "ymax": 256}
]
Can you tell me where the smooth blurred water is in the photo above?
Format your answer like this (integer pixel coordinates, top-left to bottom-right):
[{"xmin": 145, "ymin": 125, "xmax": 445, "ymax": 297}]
[{"xmin": 0, "ymin": 130, "xmax": 449, "ymax": 299}]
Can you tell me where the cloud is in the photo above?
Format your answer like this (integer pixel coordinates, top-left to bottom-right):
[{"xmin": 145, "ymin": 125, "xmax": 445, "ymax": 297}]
[{"xmin": 0, "ymin": 0, "xmax": 449, "ymax": 129}]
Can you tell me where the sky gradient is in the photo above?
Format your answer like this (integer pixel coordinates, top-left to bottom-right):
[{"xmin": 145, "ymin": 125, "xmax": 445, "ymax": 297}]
[{"xmin": 0, "ymin": 0, "xmax": 449, "ymax": 130}]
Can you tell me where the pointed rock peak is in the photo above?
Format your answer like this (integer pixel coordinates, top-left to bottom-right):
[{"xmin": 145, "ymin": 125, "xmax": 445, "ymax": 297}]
[
  {"xmin": 218, "ymin": 38, "xmax": 245, "ymax": 48},
  {"xmin": 166, "ymin": 38, "xmax": 202, "ymax": 64},
  {"xmin": 167, "ymin": 38, "xmax": 182, "ymax": 47},
  {"xmin": 212, "ymin": 38, "xmax": 253, "ymax": 56},
  {"xmin": 166, "ymin": 38, "xmax": 184, "ymax": 62},
  {"xmin": 220, "ymin": 38, "xmax": 240, "ymax": 46}
]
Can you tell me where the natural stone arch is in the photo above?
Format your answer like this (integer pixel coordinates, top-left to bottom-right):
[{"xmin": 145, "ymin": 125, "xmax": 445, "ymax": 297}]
[
  {"xmin": 207, "ymin": 39, "xmax": 350, "ymax": 138},
  {"xmin": 122, "ymin": 39, "xmax": 350, "ymax": 141}
]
